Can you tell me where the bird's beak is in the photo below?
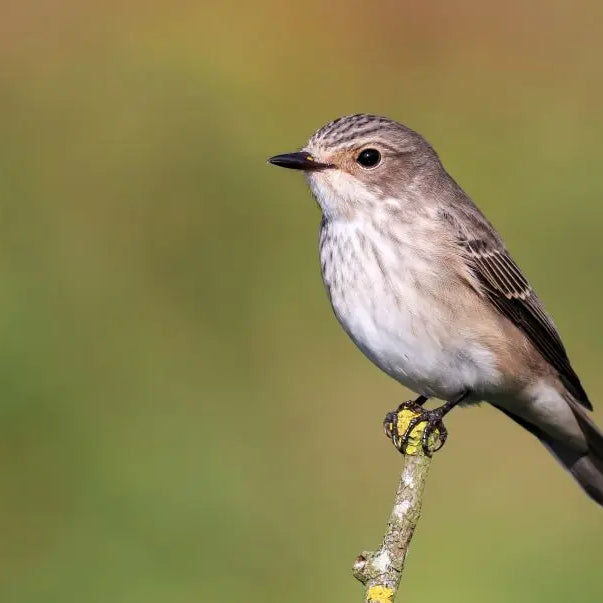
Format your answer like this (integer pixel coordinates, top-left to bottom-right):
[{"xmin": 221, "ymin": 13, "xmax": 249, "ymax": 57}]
[{"xmin": 268, "ymin": 152, "xmax": 333, "ymax": 171}]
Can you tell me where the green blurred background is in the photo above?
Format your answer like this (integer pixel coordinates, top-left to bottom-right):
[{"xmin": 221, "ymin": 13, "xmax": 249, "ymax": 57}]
[{"xmin": 1, "ymin": 1, "xmax": 603, "ymax": 601}]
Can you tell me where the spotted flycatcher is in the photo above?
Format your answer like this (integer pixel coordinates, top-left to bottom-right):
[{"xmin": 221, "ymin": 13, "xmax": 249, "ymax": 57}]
[{"xmin": 269, "ymin": 114, "xmax": 603, "ymax": 505}]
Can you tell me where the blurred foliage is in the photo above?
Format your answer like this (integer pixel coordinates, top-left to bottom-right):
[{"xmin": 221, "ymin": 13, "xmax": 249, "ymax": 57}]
[{"xmin": 1, "ymin": 1, "xmax": 603, "ymax": 601}]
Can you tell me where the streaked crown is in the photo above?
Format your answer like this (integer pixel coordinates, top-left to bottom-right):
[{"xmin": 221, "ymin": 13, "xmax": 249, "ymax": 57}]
[{"xmin": 307, "ymin": 113, "xmax": 429, "ymax": 154}]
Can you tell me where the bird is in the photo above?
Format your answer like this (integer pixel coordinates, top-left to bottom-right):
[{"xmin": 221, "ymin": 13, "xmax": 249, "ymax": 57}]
[{"xmin": 268, "ymin": 113, "xmax": 603, "ymax": 506}]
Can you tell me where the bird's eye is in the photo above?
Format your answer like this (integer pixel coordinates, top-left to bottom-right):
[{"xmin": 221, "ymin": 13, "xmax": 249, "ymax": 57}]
[{"xmin": 356, "ymin": 148, "xmax": 381, "ymax": 168}]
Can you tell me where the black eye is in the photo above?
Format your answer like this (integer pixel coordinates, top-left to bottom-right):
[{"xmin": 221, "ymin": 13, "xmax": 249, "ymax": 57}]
[{"xmin": 356, "ymin": 148, "xmax": 381, "ymax": 168}]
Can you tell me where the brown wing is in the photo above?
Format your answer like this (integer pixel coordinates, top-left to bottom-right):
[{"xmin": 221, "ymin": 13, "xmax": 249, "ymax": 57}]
[{"xmin": 460, "ymin": 237, "xmax": 591, "ymax": 409}]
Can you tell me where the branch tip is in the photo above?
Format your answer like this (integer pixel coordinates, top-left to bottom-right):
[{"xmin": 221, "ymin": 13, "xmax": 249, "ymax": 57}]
[{"xmin": 353, "ymin": 413, "xmax": 433, "ymax": 602}]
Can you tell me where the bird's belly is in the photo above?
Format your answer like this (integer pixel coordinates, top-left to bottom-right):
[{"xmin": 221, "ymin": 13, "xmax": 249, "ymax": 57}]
[
  {"xmin": 330, "ymin": 287, "xmax": 500, "ymax": 401},
  {"xmin": 319, "ymin": 217, "xmax": 501, "ymax": 401}
]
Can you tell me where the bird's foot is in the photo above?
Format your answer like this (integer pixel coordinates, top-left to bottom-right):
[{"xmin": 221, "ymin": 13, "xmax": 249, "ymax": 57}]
[
  {"xmin": 383, "ymin": 399, "xmax": 423, "ymax": 441},
  {"xmin": 383, "ymin": 400, "xmax": 447, "ymax": 457}
]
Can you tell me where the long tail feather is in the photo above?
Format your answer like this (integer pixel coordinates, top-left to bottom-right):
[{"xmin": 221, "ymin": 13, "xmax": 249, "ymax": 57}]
[{"xmin": 495, "ymin": 403, "xmax": 603, "ymax": 506}]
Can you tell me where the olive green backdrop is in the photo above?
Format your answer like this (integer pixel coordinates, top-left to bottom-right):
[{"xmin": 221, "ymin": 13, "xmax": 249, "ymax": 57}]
[{"xmin": 1, "ymin": 1, "xmax": 602, "ymax": 601}]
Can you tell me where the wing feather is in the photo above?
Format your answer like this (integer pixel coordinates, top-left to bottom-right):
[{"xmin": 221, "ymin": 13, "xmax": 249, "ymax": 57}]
[{"xmin": 460, "ymin": 237, "xmax": 590, "ymax": 409}]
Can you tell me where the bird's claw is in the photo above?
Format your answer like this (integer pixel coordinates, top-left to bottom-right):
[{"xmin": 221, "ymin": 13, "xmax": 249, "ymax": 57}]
[
  {"xmin": 383, "ymin": 401, "xmax": 448, "ymax": 457},
  {"xmin": 383, "ymin": 399, "xmax": 422, "ymax": 440}
]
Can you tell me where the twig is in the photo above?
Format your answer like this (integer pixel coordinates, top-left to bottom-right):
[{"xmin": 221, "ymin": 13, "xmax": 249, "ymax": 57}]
[{"xmin": 352, "ymin": 408, "xmax": 440, "ymax": 603}]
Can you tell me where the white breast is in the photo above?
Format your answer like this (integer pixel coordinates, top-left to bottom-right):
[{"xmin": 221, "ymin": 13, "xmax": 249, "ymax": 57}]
[{"xmin": 319, "ymin": 215, "xmax": 501, "ymax": 400}]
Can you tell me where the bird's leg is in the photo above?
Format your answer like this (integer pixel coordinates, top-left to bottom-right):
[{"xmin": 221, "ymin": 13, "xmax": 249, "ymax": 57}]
[
  {"xmin": 386, "ymin": 391, "xmax": 469, "ymax": 457},
  {"xmin": 383, "ymin": 396, "xmax": 428, "ymax": 441}
]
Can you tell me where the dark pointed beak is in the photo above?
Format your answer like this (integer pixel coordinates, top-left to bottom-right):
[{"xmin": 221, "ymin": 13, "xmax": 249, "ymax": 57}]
[{"xmin": 268, "ymin": 152, "xmax": 333, "ymax": 171}]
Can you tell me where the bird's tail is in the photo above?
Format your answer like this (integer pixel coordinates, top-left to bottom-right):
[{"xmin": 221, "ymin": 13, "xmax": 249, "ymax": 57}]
[
  {"xmin": 544, "ymin": 400, "xmax": 603, "ymax": 506},
  {"xmin": 496, "ymin": 401, "xmax": 603, "ymax": 506}
]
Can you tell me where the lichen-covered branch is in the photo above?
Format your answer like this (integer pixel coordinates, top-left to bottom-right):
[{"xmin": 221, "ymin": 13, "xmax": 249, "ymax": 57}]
[{"xmin": 352, "ymin": 408, "xmax": 440, "ymax": 603}]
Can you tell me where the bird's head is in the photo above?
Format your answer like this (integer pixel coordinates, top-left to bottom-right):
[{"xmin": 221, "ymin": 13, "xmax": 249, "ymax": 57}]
[{"xmin": 269, "ymin": 114, "xmax": 439, "ymax": 220}]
